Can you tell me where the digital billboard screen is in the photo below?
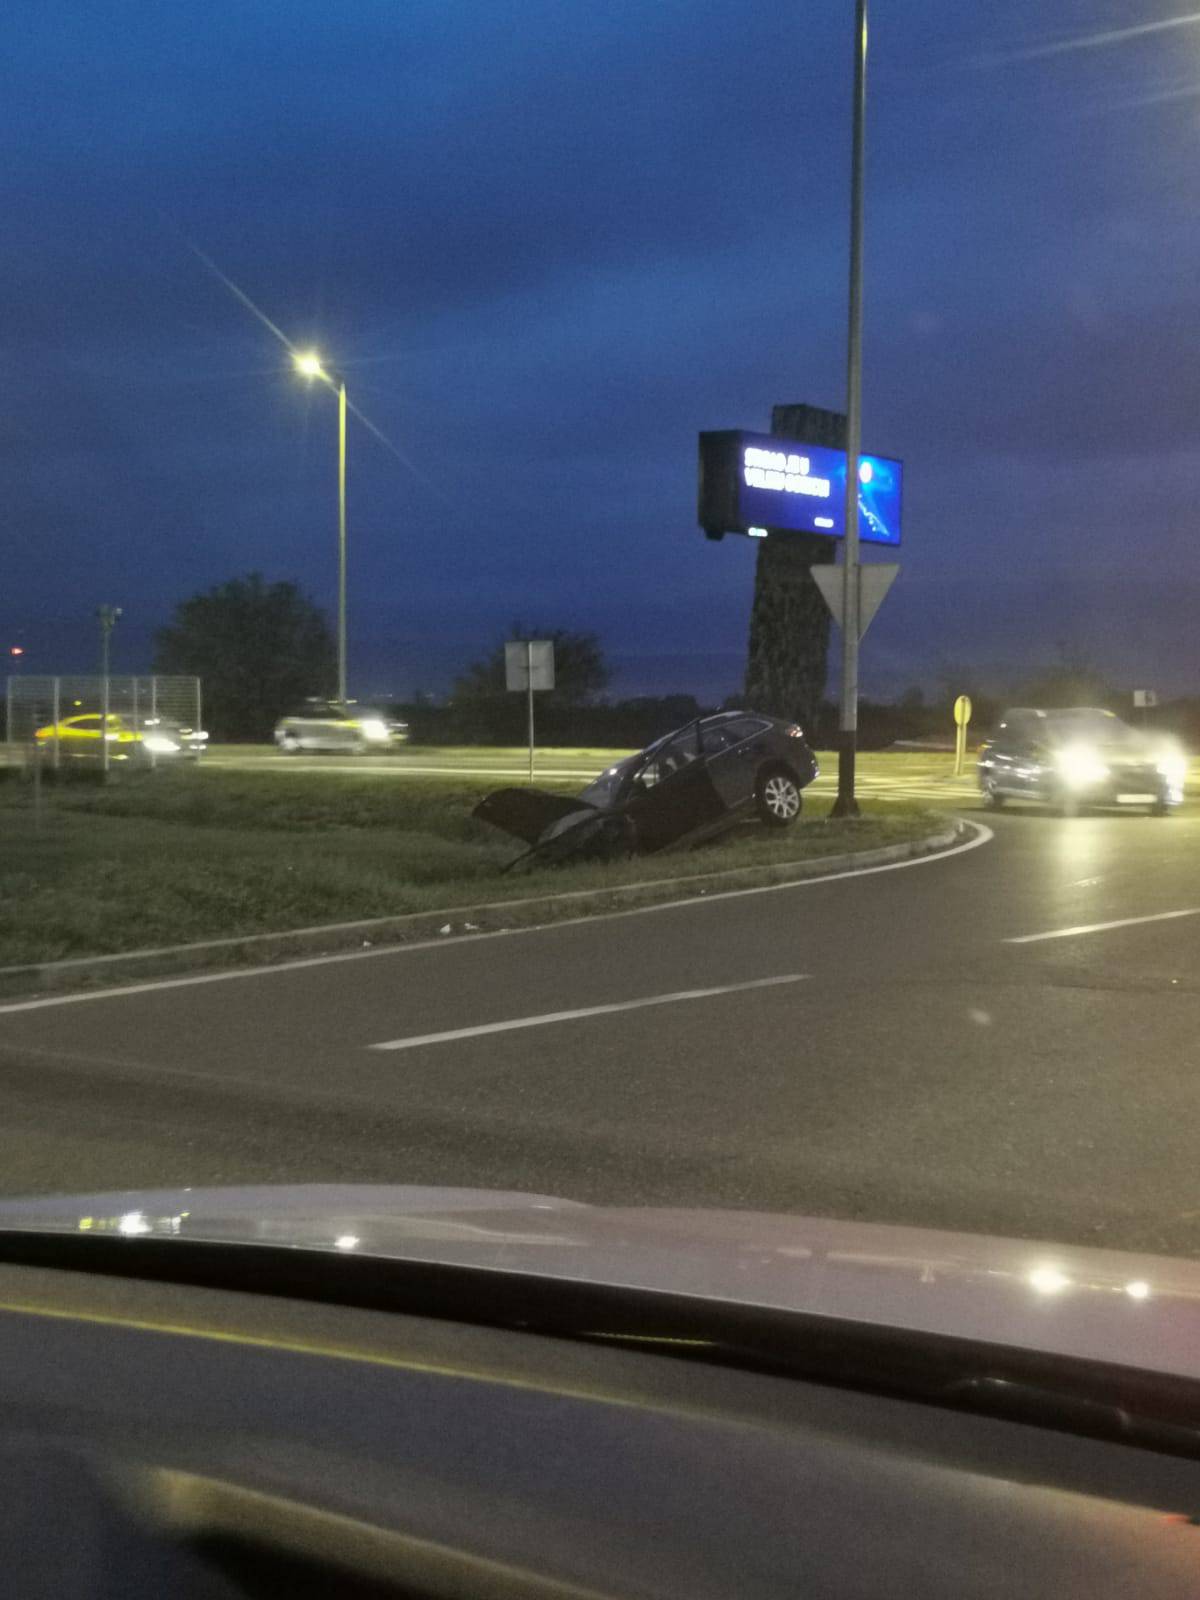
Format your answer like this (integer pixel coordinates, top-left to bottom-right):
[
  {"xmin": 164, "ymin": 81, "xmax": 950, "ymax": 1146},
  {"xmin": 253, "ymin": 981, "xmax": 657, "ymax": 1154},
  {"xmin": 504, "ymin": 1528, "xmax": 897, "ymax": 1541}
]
[{"xmin": 698, "ymin": 429, "xmax": 902, "ymax": 546}]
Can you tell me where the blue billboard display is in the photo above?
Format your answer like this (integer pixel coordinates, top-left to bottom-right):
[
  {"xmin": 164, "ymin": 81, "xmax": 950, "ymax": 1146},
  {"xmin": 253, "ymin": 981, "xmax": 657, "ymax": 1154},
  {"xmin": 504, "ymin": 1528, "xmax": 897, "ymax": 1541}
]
[{"xmin": 698, "ymin": 429, "xmax": 902, "ymax": 546}]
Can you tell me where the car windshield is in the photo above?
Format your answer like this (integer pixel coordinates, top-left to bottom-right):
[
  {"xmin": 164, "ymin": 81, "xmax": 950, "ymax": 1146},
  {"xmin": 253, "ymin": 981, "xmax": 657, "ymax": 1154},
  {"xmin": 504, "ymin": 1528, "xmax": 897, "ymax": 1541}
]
[
  {"xmin": 580, "ymin": 755, "xmax": 641, "ymax": 807},
  {"xmin": 1045, "ymin": 711, "xmax": 1140, "ymax": 745},
  {"xmin": 3, "ymin": 3, "xmax": 1199, "ymax": 1341}
]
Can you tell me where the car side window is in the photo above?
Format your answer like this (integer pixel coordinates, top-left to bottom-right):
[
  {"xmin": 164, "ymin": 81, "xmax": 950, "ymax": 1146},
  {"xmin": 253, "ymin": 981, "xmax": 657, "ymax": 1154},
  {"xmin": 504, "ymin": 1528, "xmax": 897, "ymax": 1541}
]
[
  {"xmin": 640, "ymin": 730, "xmax": 700, "ymax": 786},
  {"xmin": 997, "ymin": 715, "xmax": 1033, "ymax": 751},
  {"xmin": 722, "ymin": 717, "xmax": 769, "ymax": 744},
  {"xmin": 699, "ymin": 724, "xmax": 738, "ymax": 756},
  {"xmin": 664, "ymin": 728, "xmax": 702, "ymax": 771}
]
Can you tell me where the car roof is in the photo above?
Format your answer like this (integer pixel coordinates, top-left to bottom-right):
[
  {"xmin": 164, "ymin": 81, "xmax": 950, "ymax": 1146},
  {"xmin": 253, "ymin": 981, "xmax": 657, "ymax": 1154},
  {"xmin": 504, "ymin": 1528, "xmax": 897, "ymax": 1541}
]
[
  {"xmin": 635, "ymin": 709, "xmax": 781, "ymax": 759},
  {"xmin": 702, "ymin": 710, "xmax": 777, "ymax": 724},
  {"xmin": 1000, "ymin": 706, "xmax": 1118, "ymax": 721}
]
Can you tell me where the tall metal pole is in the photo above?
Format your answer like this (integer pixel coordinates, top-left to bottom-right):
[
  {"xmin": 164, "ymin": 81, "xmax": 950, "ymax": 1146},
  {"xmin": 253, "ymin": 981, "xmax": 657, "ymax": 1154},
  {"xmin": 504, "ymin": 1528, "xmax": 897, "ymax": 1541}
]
[
  {"xmin": 100, "ymin": 612, "xmax": 111, "ymax": 780},
  {"xmin": 337, "ymin": 380, "xmax": 348, "ymax": 704},
  {"xmin": 526, "ymin": 640, "xmax": 535, "ymax": 783},
  {"xmin": 832, "ymin": 0, "xmax": 868, "ymax": 818},
  {"xmin": 97, "ymin": 604, "xmax": 121, "ymax": 781}
]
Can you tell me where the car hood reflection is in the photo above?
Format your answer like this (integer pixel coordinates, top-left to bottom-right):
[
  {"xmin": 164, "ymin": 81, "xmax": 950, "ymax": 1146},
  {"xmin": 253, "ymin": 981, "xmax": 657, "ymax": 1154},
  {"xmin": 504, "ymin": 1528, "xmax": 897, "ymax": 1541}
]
[{"xmin": 0, "ymin": 1184, "xmax": 1197, "ymax": 1381}]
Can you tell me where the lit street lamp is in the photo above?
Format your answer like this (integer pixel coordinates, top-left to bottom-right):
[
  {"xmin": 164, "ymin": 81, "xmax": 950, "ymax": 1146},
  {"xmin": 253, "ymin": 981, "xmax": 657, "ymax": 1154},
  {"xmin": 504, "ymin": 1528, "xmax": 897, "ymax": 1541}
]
[{"xmin": 294, "ymin": 350, "xmax": 348, "ymax": 703}]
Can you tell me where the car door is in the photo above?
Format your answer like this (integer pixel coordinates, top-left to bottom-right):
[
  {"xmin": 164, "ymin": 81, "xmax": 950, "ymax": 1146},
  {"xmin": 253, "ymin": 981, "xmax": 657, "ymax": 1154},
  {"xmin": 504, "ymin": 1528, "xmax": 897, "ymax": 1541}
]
[
  {"xmin": 59, "ymin": 714, "xmax": 103, "ymax": 759},
  {"xmin": 623, "ymin": 725, "xmax": 726, "ymax": 851},
  {"xmin": 1008, "ymin": 719, "xmax": 1052, "ymax": 796},
  {"xmin": 298, "ymin": 702, "xmax": 346, "ymax": 750},
  {"xmin": 326, "ymin": 705, "xmax": 362, "ymax": 751},
  {"xmin": 701, "ymin": 717, "xmax": 771, "ymax": 809},
  {"xmin": 987, "ymin": 716, "xmax": 1040, "ymax": 794},
  {"xmin": 981, "ymin": 723, "xmax": 1015, "ymax": 791}
]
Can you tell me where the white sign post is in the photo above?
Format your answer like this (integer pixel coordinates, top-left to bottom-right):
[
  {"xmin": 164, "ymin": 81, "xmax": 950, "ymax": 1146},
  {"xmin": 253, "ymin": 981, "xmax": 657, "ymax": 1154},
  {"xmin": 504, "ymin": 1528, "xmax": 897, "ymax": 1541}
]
[{"xmin": 505, "ymin": 640, "xmax": 555, "ymax": 781}]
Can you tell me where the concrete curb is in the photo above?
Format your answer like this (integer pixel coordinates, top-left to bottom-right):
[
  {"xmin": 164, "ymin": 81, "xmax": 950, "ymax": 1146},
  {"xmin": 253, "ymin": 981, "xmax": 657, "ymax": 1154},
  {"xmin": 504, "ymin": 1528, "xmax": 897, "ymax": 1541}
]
[{"xmin": 0, "ymin": 820, "xmax": 966, "ymax": 998}]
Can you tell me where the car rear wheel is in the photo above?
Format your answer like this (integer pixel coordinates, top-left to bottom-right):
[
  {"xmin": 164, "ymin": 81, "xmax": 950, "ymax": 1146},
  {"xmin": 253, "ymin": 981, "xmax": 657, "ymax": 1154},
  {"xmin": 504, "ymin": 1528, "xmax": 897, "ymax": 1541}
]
[
  {"xmin": 756, "ymin": 766, "xmax": 802, "ymax": 828},
  {"xmin": 279, "ymin": 734, "xmax": 301, "ymax": 754},
  {"xmin": 1150, "ymin": 801, "xmax": 1170, "ymax": 816}
]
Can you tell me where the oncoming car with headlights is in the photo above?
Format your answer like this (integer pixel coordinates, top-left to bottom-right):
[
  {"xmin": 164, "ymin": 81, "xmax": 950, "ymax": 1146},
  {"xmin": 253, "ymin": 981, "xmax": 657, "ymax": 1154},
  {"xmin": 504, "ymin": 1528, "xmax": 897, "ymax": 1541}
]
[
  {"xmin": 274, "ymin": 700, "xmax": 410, "ymax": 754},
  {"xmin": 978, "ymin": 707, "xmax": 1186, "ymax": 816}
]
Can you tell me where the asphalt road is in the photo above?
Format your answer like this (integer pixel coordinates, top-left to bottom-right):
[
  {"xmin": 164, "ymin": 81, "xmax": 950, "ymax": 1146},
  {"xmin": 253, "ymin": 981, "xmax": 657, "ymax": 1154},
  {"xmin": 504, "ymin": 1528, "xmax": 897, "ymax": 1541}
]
[{"xmin": 1, "ymin": 803, "xmax": 1199, "ymax": 1256}]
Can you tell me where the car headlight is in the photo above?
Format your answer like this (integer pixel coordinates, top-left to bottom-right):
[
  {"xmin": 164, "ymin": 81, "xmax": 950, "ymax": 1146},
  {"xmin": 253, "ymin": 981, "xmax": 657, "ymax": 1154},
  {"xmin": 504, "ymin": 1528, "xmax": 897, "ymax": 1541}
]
[
  {"xmin": 358, "ymin": 718, "xmax": 390, "ymax": 741},
  {"xmin": 1057, "ymin": 745, "xmax": 1108, "ymax": 789},
  {"xmin": 142, "ymin": 735, "xmax": 180, "ymax": 754},
  {"xmin": 1157, "ymin": 749, "xmax": 1187, "ymax": 786}
]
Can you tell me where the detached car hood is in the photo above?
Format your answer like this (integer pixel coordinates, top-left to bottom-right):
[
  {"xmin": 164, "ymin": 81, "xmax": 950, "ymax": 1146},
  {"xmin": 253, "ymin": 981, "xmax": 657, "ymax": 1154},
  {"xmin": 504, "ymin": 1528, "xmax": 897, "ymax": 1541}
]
[
  {"xmin": 472, "ymin": 787, "xmax": 596, "ymax": 845},
  {"xmin": 0, "ymin": 1185, "xmax": 1197, "ymax": 1382}
]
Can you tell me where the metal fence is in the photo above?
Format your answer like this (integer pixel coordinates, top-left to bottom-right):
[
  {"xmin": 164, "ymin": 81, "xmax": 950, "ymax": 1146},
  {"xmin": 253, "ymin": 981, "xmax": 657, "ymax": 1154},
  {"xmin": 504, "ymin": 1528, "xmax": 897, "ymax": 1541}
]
[{"xmin": 5, "ymin": 676, "xmax": 203, "ymax": 774}]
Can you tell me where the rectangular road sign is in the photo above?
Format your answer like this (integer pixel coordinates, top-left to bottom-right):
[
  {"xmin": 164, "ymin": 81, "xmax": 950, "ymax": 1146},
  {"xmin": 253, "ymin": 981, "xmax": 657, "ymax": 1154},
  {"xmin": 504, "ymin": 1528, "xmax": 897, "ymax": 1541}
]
[
  {"xmin": 698, "ymin": 429, "xmax": 902, "ymax": 545},
  {"xmin": 505, "ymin": 640, "xmax": 555, "ymax": 692}
]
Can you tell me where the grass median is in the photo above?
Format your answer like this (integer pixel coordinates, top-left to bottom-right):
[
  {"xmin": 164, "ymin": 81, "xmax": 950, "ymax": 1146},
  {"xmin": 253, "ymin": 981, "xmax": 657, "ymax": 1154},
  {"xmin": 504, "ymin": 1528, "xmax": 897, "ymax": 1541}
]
[{"xmin": 0, "ymin": 765, "xmax": 946, "ymax": 970}]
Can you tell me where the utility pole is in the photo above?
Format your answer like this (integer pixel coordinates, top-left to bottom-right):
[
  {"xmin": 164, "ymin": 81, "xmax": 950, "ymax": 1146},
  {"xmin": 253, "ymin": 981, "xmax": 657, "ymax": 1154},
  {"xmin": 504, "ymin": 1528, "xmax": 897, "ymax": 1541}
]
[
  {"xmin": 337, "ymin": 377, "xmax": 347, "ymax": 704},
  {"xmin": 526, "ymin": 639, "xmax": 536, "ymax": 783},
  {"xmin": 832, "ymin": 0, "xmax": 868, "ymax": 818},
  {"xmin": 97, "ymin": 604, "xmax": 122, "ymax": 779},
  {"xmin": 293, "ymin": 354, "xmax": 349, "ymax": 703}
]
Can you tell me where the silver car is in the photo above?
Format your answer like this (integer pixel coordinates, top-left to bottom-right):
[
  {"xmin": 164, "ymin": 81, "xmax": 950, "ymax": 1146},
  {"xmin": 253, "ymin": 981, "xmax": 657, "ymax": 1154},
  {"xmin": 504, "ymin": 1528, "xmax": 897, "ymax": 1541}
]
[{"xmin": 273, "ymin": 699, "xmax": 410, "ymax": 754}]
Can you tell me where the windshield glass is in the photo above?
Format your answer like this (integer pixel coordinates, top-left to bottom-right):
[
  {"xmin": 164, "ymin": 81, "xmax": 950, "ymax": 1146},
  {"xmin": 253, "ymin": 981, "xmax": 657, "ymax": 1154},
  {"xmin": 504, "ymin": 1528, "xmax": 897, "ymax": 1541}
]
[
  {"xmin": 580, "ymin": 755, "xmax": 641, "ymax": 807},
  {"xmin": 1044, "ymin": 710, "xmax": 1139, "ymax": 745},
  {"xmin": 2, "ymin": 3, "xmax": 1198, "ymax": 1306}
]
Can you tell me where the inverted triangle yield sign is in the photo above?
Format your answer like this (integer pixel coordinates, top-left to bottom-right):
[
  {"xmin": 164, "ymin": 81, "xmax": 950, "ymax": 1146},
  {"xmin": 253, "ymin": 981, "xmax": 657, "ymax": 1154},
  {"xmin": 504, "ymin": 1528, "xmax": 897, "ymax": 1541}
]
[{"xmin": 810, "ymin": 562, "xmax": 899, "ymax": 640}]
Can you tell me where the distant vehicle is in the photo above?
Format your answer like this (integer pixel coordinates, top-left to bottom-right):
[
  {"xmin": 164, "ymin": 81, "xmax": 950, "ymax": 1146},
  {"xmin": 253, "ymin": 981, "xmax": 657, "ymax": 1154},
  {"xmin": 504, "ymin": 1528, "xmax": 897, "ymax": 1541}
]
[
  {"xmin": 978, "ymin": 707, "xmax": 1186, "ymax": 816},
  {"xmin": 34, "ymin": 712, "xmax": 207, "ymax": 764},
  {"xmin": 475, "ymin": 710, "xmax": 818, "ymax": 865},
  {"xmin": 274, "ymin": 700, "xmax": 410, "ymax": 754}
]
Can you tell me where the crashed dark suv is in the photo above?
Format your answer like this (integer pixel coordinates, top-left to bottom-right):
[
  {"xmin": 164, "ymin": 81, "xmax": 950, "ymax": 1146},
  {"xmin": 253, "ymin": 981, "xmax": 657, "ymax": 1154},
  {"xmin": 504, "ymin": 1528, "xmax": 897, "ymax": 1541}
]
[{"xmin": 475, "ymin": 711, "xmax": 819, "ymax": 866}]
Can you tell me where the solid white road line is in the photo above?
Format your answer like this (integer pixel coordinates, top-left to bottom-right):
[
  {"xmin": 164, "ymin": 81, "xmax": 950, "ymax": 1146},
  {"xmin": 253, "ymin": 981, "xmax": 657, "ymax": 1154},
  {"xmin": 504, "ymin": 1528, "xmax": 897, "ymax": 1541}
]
[
  {"xmin": 1005, "ymin": 907, "xmax": 1200, "ymax": 945},
  {"xmin": 368, "ymin": 974, "xmax": 808, "ymax": 1052},
  {"xmin": 0, "ymin": 821, "xmax": 992, "ymax": 1016}
]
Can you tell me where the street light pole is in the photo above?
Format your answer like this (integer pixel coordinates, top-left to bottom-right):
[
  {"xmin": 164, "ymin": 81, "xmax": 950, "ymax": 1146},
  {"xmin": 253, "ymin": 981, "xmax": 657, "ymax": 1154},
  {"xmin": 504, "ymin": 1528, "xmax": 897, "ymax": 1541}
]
[
  {"xmin": 337, "ymin": 377, "xmax": 347, "ymax": 705},
  {"xmin": 97, "ymin": 604, "xmax": 122, "ymax": 780},
  {"xmin": 294, "ymin": 351, "xmax": 348, "ymax": 703},
  {"xmin": 832, "ymin": 0, "xmax": 868, "ymax": 819}
]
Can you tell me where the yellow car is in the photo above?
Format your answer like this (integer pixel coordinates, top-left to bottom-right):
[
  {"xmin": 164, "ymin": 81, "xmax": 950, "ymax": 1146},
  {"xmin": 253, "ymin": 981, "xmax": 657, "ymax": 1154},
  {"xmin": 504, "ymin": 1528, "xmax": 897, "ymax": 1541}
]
[{"xmin": 34, "ymin": 713, "xmax": 208, "ymax": 763}]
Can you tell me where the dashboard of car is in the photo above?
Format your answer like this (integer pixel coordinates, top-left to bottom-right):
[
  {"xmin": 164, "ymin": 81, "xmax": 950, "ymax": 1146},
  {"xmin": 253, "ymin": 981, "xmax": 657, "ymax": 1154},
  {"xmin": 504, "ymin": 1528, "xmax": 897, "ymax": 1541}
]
[{"xmin": 1, "ymin": 1259, "xmax": 1198, "ymax": 1598}]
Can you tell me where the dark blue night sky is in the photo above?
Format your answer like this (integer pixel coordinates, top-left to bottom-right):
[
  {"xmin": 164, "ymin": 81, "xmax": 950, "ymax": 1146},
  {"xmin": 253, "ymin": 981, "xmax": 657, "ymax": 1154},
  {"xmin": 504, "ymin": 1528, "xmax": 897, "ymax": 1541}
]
[{"xmin": 4, "ymin": 2, "xmax": 1200, "ymax": 701}]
